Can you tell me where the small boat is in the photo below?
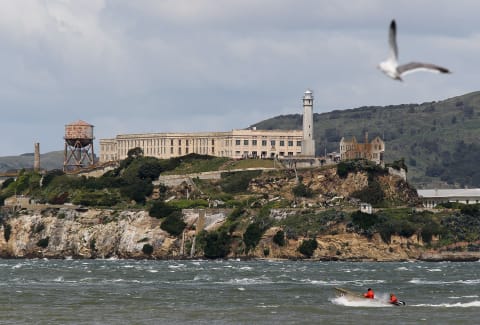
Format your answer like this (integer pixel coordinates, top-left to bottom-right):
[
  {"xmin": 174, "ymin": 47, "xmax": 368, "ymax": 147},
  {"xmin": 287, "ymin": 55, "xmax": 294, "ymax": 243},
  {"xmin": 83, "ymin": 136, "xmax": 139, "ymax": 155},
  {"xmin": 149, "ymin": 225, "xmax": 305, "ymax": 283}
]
[{"xmin": 334, "ymin": 287, "xmax": 406, "ymax": 306}]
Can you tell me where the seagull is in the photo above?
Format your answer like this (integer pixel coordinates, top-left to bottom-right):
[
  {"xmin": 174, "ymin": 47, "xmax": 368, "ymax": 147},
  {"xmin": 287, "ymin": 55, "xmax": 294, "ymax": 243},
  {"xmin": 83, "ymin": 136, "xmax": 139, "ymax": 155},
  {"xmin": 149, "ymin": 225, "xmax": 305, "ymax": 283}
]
[{"xmin": 378, "ymin": 20, "xmax": 451, "ymax": 81}]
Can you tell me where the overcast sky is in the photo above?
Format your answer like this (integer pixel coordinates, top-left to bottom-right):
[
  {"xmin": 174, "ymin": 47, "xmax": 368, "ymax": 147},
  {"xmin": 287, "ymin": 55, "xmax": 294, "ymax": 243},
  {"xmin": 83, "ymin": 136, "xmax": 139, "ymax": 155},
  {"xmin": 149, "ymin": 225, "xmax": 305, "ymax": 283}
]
[{"xmin": 1, "ymin": 0, "xmax": 479, "ymax": 156}]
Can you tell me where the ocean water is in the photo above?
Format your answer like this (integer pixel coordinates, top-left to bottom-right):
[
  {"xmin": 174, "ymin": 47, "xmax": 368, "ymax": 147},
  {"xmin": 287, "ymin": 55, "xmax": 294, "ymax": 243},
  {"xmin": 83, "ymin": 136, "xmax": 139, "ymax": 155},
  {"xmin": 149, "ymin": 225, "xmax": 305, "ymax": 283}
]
[{"xmin": 0, "ymin": 259, "xmax": 478, "ymax": 324}]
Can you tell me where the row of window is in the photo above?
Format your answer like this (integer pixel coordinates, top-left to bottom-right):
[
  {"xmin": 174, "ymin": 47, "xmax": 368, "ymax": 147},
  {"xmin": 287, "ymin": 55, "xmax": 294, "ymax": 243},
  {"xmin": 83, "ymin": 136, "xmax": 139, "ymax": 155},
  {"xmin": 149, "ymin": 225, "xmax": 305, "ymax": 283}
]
[{"xmin": 235, "ymin": 140, "xmax": 301, "ymax": 147}]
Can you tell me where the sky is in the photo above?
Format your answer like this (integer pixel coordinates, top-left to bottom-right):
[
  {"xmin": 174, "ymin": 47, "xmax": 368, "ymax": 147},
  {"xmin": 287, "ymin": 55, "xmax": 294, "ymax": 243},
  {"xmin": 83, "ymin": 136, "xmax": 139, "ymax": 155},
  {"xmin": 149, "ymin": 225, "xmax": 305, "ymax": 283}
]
[{"xmin": 1, "ymin": 0, "xmax": 479, "ymax": 156}]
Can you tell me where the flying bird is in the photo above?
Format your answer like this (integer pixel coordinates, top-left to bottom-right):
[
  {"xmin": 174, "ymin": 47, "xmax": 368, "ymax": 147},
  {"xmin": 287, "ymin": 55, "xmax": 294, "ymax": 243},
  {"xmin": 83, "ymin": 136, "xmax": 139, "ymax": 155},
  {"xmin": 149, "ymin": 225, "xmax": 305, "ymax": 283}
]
[{"xmin": 378, "ymin": 20, "xmax": 451, "ymax": 81}]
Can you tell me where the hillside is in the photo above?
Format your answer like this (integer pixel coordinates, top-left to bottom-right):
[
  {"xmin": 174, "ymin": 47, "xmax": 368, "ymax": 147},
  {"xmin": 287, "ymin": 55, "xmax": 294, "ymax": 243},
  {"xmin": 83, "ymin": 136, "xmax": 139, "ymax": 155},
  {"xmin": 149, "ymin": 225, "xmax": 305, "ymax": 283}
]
[
  {"xmin": 252, "ymin": 91, "xmax": 480, "ymax": 188},
  {"xmin": 0, "ymin": 151, "xmax": 63, "ymax": 172}
]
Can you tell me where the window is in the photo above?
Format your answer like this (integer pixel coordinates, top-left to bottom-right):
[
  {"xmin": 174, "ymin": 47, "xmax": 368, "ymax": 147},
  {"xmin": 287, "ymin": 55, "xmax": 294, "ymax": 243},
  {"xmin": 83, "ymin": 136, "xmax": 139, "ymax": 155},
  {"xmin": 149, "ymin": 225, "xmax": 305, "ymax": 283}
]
[
  {"xmin": 244, "ymin": 140, "xmax": 248, "ymax": 145},
  {"xmin": 252, "ymin": 140, "xmax": 257, "ymax": 145},
  {"xmin": 297, "ymin": 141, "xmax": 301, "ymax": 146},
  {"xmin": 271, "ymin": 140, "xmax": 276, "ymax": 146},
  {"xmin": 288, "ymin": 141, "xmax": 293, "ymax": 146},
  {"xmin": 262, "ymin": 140, "xmax": 267, "ymax": 146},
  {"xmin": 178, "ymin": 139, "xmax": 181, "ymax": 145},
  {"xmin": 236, "ymin": 140, "xmax": 241, "ymax": 145},
  {"xmin": 279, "ymin": 140, "xmax": 285, "ymax": 146}
]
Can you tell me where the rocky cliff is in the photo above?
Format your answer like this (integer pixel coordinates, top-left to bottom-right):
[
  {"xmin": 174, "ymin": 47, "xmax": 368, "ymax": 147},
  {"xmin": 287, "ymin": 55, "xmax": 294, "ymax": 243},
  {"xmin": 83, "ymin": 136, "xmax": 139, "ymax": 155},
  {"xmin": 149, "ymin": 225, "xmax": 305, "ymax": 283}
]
[{"xmin": 0, "ymin": 207, "xmax": 424, "ymax": 261}]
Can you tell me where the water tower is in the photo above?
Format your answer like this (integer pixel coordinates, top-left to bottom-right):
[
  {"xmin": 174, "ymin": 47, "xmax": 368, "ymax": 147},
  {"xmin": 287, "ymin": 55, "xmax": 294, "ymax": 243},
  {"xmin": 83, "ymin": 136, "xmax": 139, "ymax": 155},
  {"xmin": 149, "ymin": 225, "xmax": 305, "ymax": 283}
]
[{"xmin": 63, "ymin": 120, "xmax": 95, "ymax": 171}]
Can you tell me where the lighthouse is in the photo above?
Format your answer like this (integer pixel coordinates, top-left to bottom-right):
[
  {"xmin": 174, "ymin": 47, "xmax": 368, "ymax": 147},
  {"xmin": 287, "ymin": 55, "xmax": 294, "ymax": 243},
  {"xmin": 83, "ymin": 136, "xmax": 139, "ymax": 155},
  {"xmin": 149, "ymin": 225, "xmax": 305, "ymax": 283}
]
[{"xmin": 301, "ymin": 89, "xmax": 315, "ymax": 156}]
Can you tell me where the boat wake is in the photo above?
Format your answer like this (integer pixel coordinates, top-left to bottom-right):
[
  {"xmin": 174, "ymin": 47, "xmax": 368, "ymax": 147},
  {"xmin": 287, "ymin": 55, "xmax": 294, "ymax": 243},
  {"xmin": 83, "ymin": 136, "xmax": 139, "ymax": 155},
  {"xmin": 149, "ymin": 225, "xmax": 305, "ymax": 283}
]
[{"xmin": 331, "ymin": 294, "xmax": 395, "ymax": 308}]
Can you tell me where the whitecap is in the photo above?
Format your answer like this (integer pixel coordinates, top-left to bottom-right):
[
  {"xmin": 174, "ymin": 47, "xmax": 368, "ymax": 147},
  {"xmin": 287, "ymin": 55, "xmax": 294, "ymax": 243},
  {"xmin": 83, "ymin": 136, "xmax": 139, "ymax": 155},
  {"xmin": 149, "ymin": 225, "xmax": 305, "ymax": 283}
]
[
  {"xmin": 238, "ymin": 287, "xmax": 245, "ymax": 291},
  {"xmin": 414, "ymin": 301, "xmax": 480, "ymax": 308}
]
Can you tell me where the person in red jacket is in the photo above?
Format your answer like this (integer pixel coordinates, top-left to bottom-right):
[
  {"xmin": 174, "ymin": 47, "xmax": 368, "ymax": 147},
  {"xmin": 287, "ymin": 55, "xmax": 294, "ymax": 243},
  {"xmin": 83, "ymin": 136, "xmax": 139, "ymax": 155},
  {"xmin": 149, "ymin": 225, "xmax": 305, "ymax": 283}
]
[
  {"xmin": 389, "ymin": 293, "xmax": 398, "ymax": 304},
  {"xmin": 363, "ymin": 288, "xmax": 374, "ymax": 299}
]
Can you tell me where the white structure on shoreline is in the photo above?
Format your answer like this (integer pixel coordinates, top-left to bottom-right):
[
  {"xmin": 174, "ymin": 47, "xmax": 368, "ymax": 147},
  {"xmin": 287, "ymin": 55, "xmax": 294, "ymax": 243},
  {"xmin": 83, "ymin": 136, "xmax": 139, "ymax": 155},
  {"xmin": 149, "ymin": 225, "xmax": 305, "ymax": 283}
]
[
  {"xmin": 99, "ymin": 90, "xmax": 316, "ymax": 163},
  {"xmin": 417, "ymin": 189, "xmax": 480, "ymax": 208}
]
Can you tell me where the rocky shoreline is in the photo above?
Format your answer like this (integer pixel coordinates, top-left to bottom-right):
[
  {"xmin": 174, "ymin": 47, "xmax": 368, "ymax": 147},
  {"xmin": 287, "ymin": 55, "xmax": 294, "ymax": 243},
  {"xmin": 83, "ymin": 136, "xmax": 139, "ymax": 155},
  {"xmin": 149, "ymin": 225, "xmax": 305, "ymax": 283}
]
[{"xmin": 1, "ymin": 208, "xmax": 478, "ymax": 262}]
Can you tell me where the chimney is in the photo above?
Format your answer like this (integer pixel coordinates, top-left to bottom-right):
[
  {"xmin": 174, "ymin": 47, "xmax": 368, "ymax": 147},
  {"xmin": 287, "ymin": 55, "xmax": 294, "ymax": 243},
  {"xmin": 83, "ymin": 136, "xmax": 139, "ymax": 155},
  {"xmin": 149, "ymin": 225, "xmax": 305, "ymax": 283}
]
[{"xmin": 34, "ymin": 142, "xmax": 40, "ymax": 172}]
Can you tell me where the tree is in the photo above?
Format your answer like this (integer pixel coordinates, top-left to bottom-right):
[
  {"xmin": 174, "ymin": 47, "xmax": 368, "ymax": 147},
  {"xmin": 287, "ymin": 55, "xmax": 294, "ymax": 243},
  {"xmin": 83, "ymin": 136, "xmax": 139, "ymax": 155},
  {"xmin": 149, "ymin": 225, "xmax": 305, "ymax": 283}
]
[
  {"xmin": 243, "ymin": 222, "xmax": 264, "ymax": 253},
  {"xmin": 273, "ymin": 230, "xmax": 286, "ymax": 246},
  {"xmin": 298, "ymin": 239, "xmax": 318, "ymax": 258},
  {"xmin": 149, "ymin": 200, "xmax": 179, "ymax": 219},
  {"xmin": 198, "ymin": 230, "xmax": 231, "ymax": 259},
  {"xmin": 160, "ymin": 211, "xmax": 186, "ymax": 236}
]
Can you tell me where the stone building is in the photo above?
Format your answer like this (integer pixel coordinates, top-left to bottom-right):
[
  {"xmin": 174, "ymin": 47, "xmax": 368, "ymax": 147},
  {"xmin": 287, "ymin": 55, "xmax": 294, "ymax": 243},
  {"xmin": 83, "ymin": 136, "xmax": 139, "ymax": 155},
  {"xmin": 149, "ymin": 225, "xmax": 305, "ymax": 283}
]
[
  {"xmin": 99, "ymin": 90, "xmax": 316, "ymax": 163},
  {"xmin": 339, "ymin": 132, "xmax": 385, "ymax": 165}
]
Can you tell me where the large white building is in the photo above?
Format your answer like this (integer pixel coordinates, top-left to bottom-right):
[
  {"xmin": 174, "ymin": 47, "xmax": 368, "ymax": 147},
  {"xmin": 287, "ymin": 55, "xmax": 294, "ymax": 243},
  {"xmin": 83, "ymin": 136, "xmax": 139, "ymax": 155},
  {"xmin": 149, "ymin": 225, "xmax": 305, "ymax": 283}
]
[
  {"xmin": 417, "ymin": 189, "xmax": 480, "ymax": 208},
  {"xmin": 99, "ymin": 90, "xmax": 316, "ymax": 163}
]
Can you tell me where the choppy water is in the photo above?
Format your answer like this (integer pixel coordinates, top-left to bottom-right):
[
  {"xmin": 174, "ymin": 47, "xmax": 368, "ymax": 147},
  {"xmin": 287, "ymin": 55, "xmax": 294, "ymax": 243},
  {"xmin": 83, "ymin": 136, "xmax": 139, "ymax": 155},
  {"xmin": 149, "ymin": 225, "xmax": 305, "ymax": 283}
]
[{"xmin": 0, "ymin": 259, "xmax": 479, "ymax": 324}]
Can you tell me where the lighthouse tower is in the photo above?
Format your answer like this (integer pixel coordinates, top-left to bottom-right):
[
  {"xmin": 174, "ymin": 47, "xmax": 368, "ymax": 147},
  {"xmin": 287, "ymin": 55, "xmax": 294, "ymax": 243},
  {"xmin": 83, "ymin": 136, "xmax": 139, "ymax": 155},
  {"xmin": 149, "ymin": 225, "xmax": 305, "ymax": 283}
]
[{"xmin": 301, "ymin": 89, "xmax": 315, "ymax": 156}]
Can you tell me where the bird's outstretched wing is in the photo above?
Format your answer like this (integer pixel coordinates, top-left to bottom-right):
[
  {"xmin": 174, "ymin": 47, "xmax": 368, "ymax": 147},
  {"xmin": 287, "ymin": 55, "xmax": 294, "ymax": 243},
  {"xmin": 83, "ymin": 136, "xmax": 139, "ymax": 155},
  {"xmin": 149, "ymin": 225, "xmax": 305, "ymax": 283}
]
[
  {"xmin": 388, "ymin": 20, "xmax": 398, "ymax": 62},
  {"xmin": 397, "ymin": 62, "xmax": 451, "ymax": 76}
]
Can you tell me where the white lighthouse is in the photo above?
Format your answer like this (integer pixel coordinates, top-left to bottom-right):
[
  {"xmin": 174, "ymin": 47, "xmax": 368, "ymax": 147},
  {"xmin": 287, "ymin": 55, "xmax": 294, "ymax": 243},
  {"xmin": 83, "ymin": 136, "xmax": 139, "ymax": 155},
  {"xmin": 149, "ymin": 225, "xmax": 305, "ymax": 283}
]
[{"xmin": 301, "ymin": 89, "xmax": 315, "ymax": 156}]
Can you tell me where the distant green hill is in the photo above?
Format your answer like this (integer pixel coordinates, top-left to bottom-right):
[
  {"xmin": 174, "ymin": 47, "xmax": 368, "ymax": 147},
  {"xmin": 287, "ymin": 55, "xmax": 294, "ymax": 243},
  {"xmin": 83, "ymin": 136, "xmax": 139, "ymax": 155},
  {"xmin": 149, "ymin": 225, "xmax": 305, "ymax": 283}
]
[
  {"xmin": 252, "ymin": 91, "xmax": 480, "ymax": 188},
  {"xmin": 0, "ymin": 151, "xmax": 63, "ymax": 172}
]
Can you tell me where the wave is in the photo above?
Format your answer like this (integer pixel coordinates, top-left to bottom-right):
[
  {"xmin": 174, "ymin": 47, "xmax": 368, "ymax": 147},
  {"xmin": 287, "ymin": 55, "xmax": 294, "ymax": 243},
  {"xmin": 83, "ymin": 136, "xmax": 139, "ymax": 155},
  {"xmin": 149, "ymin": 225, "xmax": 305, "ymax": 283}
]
[
  {"xmin": 409, "ymin": 278, "xmax": 480, "ymax": 285},
  {"xmin": 223, "ymin": 277, "xmax": 273, "ymax": 285},
  {"xmin": 449, "ymin": 295, "xmax": 479, "ymax": 299},
  {"xmin": 414, "ymin": 301, "xmax": 480, "ymax": 308}
]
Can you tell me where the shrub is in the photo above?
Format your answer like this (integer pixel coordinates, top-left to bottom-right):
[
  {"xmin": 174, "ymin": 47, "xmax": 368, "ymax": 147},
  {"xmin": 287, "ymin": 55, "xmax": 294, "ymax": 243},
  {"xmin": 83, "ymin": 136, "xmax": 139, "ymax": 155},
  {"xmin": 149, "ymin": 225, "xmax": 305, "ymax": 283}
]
[
  {"xmin": 298, "ymin": 239, "xmax": 318, "ymax": 258},
  {"xmin": 273, "ymin": 230, "xmax": 286, "ymax": 246},
  {"xmin": 149, "ymin": 200, "xmax": 180, "ymax": 219},
  {"xmin": 3, "ymin": 223, "xmax": 11, "ymax": 242},
  {"xmin": 336, "ymin": 161, "xmax": 351, "ymax": 178},
  {"xmin": 219, "ymin": 170, "xmax": 262, "ymax": 194},
  {"xmin": 243, "ymin": 222, "xmax": 264, "ymax": 253},
  {"xmin": 142, "ymin": 243, "xmax": 154, "ymax": 255},
  {"xmin": 292, "ymin": 183, "xmax": 313, "ymax": 198},
  {"xmin": 351, "ymin": 180, "xmax": 384, "ymax": 206},
  {"xmin": 37, "ymin": 237, "xmax": 49, "ymax": 248},
  {"xmin": 160, "ymin": 211, "xmax": 186, "ymax": 236},
  {"xmin": 460, "ymin": 204, "xmax": 479, "ymax": 217},
  {"xmin": 350, "ymin": 211, "xmax": 380, "ymax": 230},
  {"xmin": 197, "ymin": 230, "xmax": 231, "ymax": 259}
]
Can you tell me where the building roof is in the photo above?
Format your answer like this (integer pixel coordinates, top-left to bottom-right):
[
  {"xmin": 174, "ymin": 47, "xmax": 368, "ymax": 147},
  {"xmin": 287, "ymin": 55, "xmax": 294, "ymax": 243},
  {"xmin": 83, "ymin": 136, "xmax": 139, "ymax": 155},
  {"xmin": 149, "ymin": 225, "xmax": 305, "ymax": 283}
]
[{"xmin": 417, "ymin": 189, "xmax": 480, "ymax": 198}]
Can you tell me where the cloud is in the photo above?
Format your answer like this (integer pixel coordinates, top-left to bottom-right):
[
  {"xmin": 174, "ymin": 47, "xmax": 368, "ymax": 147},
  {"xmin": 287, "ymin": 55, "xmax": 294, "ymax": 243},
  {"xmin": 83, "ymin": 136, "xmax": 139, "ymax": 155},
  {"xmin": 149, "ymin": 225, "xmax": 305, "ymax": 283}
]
[{"xmin": 0, "ymin": 0, "xmax": 479, "ymax": 156}]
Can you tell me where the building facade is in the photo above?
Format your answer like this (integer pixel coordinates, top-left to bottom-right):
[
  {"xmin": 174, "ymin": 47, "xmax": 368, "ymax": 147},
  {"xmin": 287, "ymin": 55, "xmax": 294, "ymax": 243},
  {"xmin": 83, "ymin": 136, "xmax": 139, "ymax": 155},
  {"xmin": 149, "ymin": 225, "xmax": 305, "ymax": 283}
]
[
  {"xmin": 417, "ymin": 189, "xmax": 480, "ymax": 208},
  {"xmin": 99, "ymin": 90, "xmax": 316, "ymax": 163},
  {"xmin": 339, "ymin": 132, "xmax": 385, "ymax": 164}
]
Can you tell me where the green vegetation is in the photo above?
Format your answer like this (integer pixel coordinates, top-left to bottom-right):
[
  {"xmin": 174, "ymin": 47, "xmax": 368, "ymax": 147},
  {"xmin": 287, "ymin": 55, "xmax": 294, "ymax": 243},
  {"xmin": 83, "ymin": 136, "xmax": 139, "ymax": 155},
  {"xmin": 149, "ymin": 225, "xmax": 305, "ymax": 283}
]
[
  {"xmin": 273, "ymin": 230, "xmax": 286, "ymax": 246},
  {"xmin": 219, "ymin": 170, "xmax": 262, "ymax": 194},
  {"xmin": 196, "ymin": 230, "xmax": 231, "ymax": 259},
  {"xmin": 298, "ymin": 239, "xmax": 318, "ymax": 258},
  {"xmin": 276, "ymin": 210, "xmax": 347, "ymax": 239},
  {"xmin": 3, "ymin": 223, "xmax": 11, "ymax": 242},
  {"xmin": 37, "ymin": 237, "xmax": 49, "ymax": 248},
  {"xmin": 160, "ymin": 211, "xmax": 186, "ymax": 236},
  {"xmin": 292, "ymin": 182, "xmax": 313, "ymax": 198},
  {"xmin": 142, "ymin": 243, "xmax": 154, "ymax": 255},
  {"xmin": 243, "ymin": 222, "xmax": 264, "ymax": 253},
  {"xmin": 149, "ymin": 201, "xmax": 180, "ymax": 219}
]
